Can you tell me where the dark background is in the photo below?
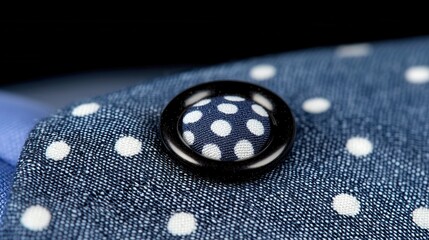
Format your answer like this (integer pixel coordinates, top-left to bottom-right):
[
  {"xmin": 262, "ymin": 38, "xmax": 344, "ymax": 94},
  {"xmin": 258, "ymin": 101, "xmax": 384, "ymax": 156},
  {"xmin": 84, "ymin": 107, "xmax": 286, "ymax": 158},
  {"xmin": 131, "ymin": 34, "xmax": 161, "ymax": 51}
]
[{"xmin": 2, "ymin": 22, "xmax": 429, "ymax": 85}]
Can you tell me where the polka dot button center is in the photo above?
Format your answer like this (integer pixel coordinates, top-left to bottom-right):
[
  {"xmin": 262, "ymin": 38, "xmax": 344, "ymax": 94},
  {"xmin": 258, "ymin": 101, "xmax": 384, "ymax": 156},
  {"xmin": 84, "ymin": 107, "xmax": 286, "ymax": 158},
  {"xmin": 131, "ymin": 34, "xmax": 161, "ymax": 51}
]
[
  {"xmin": 160, "ymin": 81, "xmax": 296, "ymax": 179},
  {"xmin": 181, "ymin": 96, "xmax": 271, "ymax": 161}
]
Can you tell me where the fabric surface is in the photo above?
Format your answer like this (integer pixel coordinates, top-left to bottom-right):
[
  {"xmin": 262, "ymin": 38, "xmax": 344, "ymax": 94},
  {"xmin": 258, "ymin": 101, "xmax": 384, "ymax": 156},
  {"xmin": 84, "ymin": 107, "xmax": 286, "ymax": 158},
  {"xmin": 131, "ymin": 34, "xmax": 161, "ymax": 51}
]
[
  {"xmin": 0, "ymin": 91, "xmax": 51, "ymax": 166},
  {"xmin": 0, "ymin": 160, "xmax": 15, "ymax": 224},
  {"xmin": 0, "ymin": 91, "xmax": 51, "ymax": 224},
  {"xmin": 2, "ymin": 38, "xmax": 429, "ymax": 239},
  {"xmin": 181, "ymin": 96, "xmax": 271, "ymax": 161}
]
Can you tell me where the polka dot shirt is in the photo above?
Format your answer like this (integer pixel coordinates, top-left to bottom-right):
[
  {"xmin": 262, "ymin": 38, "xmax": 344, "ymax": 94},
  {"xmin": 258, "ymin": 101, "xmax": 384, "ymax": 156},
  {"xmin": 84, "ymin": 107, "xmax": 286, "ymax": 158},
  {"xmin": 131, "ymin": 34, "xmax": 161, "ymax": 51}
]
[{"xmin": 3, "ymin": 39, "xmax": 429, "ymax": 239}]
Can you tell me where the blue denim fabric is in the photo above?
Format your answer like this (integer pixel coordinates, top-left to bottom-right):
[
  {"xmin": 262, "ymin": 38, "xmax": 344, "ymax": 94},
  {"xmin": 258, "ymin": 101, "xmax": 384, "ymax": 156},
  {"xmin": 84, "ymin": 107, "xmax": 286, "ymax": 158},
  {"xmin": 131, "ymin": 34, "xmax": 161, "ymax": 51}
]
[
  {"xmin": 0, "ymin": 160, "xmax": 15, "ymax": 224},
  {"xmin": 0, "ymin": 92, "xmax": 50, "ymax": 224},
  {"xmin": 2, "ymin": 37, "xmax": 429, "ymax": 239}
]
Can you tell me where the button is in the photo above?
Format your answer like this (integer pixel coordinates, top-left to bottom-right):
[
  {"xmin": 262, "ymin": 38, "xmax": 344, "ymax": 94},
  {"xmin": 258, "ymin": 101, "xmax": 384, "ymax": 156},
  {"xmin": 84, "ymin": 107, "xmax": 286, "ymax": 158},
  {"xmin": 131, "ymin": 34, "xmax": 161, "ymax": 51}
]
[{"xmin": 160, "ymin": 81, "xmax": 295, "ymax": 180}]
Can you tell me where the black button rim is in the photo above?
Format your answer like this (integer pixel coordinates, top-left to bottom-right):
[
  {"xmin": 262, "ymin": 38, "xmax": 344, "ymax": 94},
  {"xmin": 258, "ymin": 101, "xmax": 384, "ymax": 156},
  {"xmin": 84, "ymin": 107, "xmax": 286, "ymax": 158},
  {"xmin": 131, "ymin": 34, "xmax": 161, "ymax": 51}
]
[{"xmin": 160, "ymin": 80, "xmax": 296, "ymax": 180}]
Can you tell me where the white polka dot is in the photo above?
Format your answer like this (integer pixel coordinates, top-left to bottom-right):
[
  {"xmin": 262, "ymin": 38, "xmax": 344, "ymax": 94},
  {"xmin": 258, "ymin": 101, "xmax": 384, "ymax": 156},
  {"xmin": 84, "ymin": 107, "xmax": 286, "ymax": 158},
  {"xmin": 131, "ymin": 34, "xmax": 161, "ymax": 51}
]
[
  {"xmin": 335, "ymin": 44, "xmax": 371, "ymax": 58},
  {"xmin": 217, "ymin": 103, "xmax": 238, "ymax": 114},
  {"xmin": 20, "ymin": 205, "xmax": 51, "ymax": 231},
  {"xmin": 167, "ymin": 212, "xmax": 197, "ymax": 236},
  {"xmin": 202, "ymin": 144, "xmax": 222, "ymax": 160},
  {"xmin": 246, "ymin": 119, "xmax": 264, "ymax": 136},
  {"xmin": 346, "ymin": 137, "xmax": 373, "ymax": 157},
  {"xmin": 193, "ymin": 99, "xmax": 211, "ymax": 107},
  {"xmin": 45, "ymin": 141, "xmax": 70, "ymax": 161},
  {"xmin": 234, "ymin": 140, "xmax": 255, "ymax": 160},
  {"xmin": 72, "ymin": 102, "xmax": 100, "ymax": 117},
  {"xmin": 302, "ymin": 97, "xmax": 331, "ymax": 114},
  {"xmin": 115, "ymin": 136, "xmax": 142, "ymax": 157},
  {"xmin": 405, "ymin": 66, "xmax": 429, "ymax": 84},
  {"xmin": 332, "ymin": 193, "xmax": 360, "ymax": 216},
  {"xmin": 210, "ymin": 120, "xmax": 232, "ymax": 137},
  {"xmin": 224, "ymin": 96, "xmax": 245, "ymax": 102},
  {"xmin": 182, "ymin": 131, "xmax": 195, "ymax": 145},
  {"xmin": 412, "ymin": 207, "xmax": 429, "ymax": 230},
  {"xmin": 183, "ymin": 111, "xmax": 203, "ymax": 124},
  {"xmin": 251, "ymin": 104, "xmax": 269, "ymax": 117},
  {"xmin": 250, "ymin": 64, "xmax": 276, "ymax": 81}
]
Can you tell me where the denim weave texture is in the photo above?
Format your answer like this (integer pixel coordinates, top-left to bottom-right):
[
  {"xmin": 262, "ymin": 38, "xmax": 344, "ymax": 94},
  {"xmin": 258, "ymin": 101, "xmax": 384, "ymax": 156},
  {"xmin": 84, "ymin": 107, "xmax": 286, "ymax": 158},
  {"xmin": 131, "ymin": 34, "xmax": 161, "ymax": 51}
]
[
  {"xmin": 0, "ymin": 161, "xmax": 14, "ymax": 224},
  {"xmin": 1, "ymin": 38, "xmax": 429, "ymax": 239}
]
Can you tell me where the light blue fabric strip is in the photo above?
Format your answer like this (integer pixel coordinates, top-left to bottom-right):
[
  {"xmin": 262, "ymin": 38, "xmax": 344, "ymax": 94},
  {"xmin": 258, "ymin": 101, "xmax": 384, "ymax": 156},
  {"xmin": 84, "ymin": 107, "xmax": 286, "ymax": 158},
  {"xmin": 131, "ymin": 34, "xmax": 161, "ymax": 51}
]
[{"xmin": 0, "ymin": 91, "xmax": 51, "ymax": 166}]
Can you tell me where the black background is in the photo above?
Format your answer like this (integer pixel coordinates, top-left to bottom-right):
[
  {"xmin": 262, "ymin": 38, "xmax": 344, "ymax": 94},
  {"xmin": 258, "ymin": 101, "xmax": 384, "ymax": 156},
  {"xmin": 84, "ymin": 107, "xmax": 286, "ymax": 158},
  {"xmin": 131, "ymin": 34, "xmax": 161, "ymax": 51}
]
[{"xmin": 2, "ymin": 22, "xmax": 428, "ymax": 85}]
